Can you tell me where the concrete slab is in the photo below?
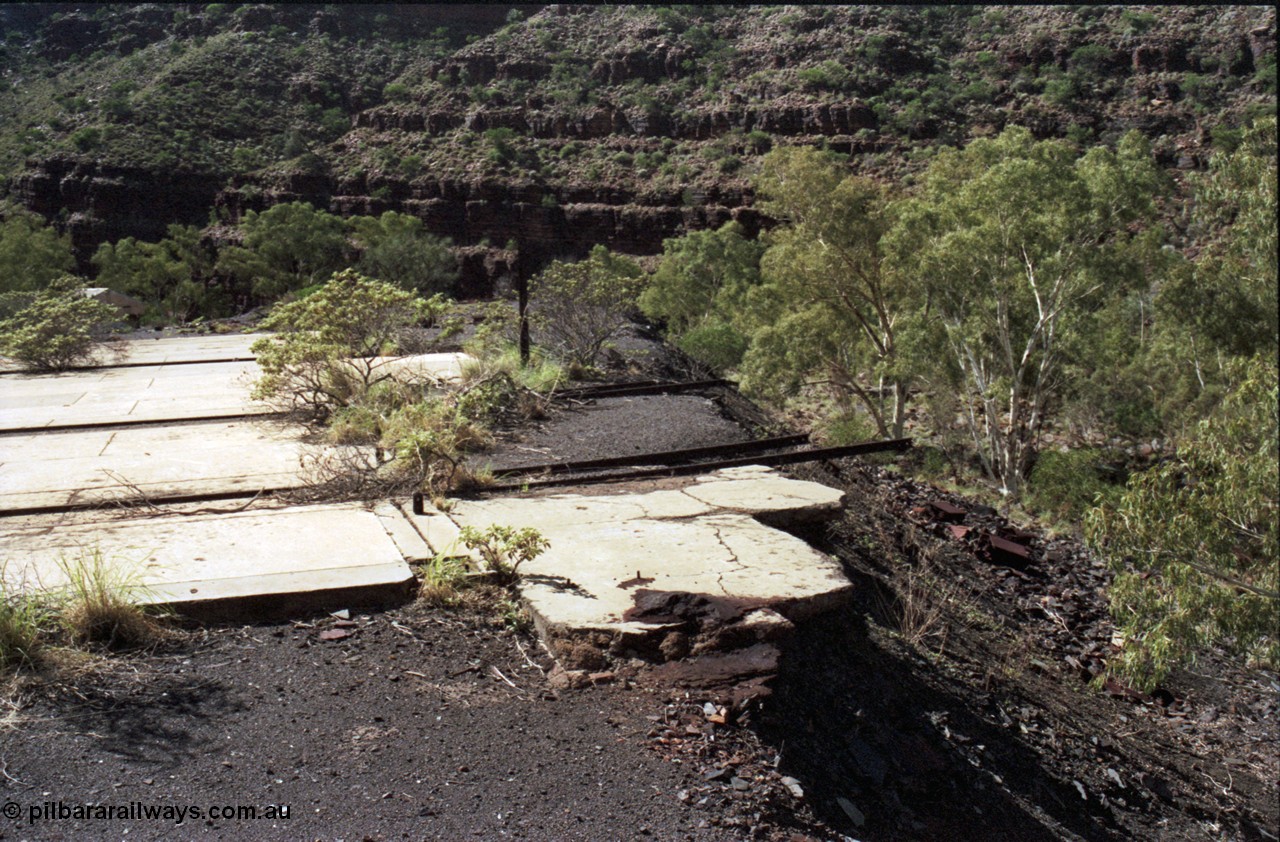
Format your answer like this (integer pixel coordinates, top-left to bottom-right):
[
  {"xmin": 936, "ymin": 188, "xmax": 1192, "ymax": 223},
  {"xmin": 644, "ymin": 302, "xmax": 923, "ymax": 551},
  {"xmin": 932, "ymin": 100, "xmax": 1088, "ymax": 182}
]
[
  {"xmin": 0, "ymin": 351, "xmax": 473, "ymax": 431},
  {"xmin": 0, "ymin": 419, "xmax": 351, "ymax": 511},
  {"xmin": 0, "ymin": 334, "xmax": 263, "ymax": 373},
  {"xmin": 440, "ymin": 467, "xmax": 851, "ymax": 643},
  {"xmin": 0, "ymin": 361, "xmax": 267, "ymax": 430},
  {"xmin": 0, "ymin": 501, "xmax": 420, "ymax": 616},
  {"xmin": 684, "ymin": 464, "xmax": 845, "ymax": 523},
  {"xmin": 96, "ymin": 333, "xmax": 262, "ymax": 366}
]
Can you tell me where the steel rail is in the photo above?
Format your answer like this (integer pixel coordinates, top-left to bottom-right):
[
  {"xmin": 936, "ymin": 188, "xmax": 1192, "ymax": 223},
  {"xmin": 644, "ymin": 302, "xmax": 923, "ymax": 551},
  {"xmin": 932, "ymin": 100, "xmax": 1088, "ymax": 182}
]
[{"xmin": 471, "ymin": 437, "xmax": 913, "ymax": 494}]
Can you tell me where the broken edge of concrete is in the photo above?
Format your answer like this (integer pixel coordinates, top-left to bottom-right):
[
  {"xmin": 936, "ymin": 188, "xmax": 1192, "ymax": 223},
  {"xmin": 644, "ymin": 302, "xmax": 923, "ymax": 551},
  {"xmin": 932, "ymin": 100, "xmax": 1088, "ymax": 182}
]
[{"xmin": 426, "ymin": 465, "xmax": 852, "ymax": 704}]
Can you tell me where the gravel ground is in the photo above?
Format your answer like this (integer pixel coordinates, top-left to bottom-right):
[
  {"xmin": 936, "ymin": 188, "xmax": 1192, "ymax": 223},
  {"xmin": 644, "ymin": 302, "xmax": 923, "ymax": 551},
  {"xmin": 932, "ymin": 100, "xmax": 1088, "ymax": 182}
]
[
  {"xmin": 476, "ymin": 393, "xmax": 752, "ymax": 473},
  {"xmin": 0, "ymin": 605, "xmax": 752, "ymax": 841}
]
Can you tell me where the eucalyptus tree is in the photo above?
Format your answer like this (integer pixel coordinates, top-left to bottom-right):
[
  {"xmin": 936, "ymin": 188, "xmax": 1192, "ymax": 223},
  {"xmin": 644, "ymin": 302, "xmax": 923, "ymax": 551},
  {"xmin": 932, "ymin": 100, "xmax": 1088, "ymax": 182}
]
[
  {"xmin": 888, "ymin": 127, "xmax": 1164, "ymax": 495},
  {"xmin": 741, "ymin": 146, "xmax": 912, "ymax": 439}
]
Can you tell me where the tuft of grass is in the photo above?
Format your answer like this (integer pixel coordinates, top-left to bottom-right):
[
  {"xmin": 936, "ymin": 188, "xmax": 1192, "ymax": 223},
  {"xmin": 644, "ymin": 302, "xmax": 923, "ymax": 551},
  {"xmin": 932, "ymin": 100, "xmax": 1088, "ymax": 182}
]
[
  {"xmin": 56, "ymin": 548, "xmax": 168, "ymax": 651},
  {"xmin": 0, "ymin": 589, "xmax": 50, "ymax": 672},
  {"xmin": 460, "ymin": 344, "xmax": 565, "ymax": 395},
  {"xmin": 416, "ymin": 552, "xmax": 470, "ymax": 607}
]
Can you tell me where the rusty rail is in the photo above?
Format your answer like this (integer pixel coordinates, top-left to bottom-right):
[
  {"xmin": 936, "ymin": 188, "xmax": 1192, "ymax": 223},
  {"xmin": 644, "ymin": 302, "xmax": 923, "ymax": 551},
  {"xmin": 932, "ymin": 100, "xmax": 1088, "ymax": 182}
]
[
  {"xmin": 472, "ymin": 437, "xmax": 912, "ymax": 494},
  {"xmin": 488, "ymin": 433, "xmax": 812, "ymax": 478},
  {"xmin": 552, "ymin": 378, "xmax": 730, "ymax": 401}
]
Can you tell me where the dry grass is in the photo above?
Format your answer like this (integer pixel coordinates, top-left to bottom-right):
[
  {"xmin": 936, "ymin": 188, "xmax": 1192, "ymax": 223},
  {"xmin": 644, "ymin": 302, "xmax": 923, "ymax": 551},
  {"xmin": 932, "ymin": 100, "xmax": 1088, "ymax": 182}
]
[
  {"xmin": 0, "ymin": 591, "xmax": 48, "ymax": 672},
  {"xmin": 56, "ymin": 547, "xmax": 169, "ymax": 651}
]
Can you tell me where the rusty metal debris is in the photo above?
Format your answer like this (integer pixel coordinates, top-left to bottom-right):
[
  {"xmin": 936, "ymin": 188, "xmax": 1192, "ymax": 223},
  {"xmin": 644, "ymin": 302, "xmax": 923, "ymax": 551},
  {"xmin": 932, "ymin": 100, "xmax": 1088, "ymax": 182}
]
[
  {"xmin": 911, "ymin": 497, "xmax": 1035, "ymax": 569},
  {"xmin": 490, "ymin": 433, "xmax": 811, "ymax": 478},
  {"xmin": 553, "ymin": 378, "xmax": 731, "ymax": 401}
]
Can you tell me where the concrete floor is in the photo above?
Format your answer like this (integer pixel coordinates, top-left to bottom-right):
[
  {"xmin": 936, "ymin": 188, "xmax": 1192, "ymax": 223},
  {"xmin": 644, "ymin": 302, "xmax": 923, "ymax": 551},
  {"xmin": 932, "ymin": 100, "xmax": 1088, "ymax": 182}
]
[
  {"xmin": 440, "ymin": 466, "xmax": 853, "ymax": 643},
  {"xmin": 0, "ymin": 337, "xmax": 471, "ymax": 615},
  {"xmin": 2, "ymin": 334, "xmax": 853, "ymax": 655}
]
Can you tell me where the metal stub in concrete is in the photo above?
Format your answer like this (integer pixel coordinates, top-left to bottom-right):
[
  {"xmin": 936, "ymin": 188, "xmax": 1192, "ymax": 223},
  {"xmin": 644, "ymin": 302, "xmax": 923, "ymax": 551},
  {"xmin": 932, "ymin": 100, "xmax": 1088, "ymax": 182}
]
[
  {"xmin": 441, "ymin": 466, "xmax": 851, "ymax": 699},
  {"xmin": 0, "ymin": 502, "xmax": 418, "ymax": 620}
]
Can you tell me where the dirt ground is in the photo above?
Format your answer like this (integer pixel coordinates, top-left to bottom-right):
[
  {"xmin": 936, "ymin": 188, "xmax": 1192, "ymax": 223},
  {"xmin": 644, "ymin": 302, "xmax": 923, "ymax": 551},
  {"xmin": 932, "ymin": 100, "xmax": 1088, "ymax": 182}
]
[{"xmin": 1, "ymin": 332, "xmax": 1276, "ymax": 841}]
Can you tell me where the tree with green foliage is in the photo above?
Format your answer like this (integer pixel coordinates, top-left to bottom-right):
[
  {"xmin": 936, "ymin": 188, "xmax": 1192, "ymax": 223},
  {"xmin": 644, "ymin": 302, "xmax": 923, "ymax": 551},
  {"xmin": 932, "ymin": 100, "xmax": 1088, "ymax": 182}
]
[
  {"xmin": 92, "ymin": 224, "xmax": 218, "ymax": 322},
  {"xmin": 638, "ymin": 221, "xmax": 763, "ymax": 373},
  {"xmin": 888, "ymin": 127, "xmax": 1165, "ymax": 495},
  {"xmin": 529, "ymin": 246, "xmax": 645, "ymax": 368},
  {"xmin": 742, "ymin": 146, "xmax": 912, "ymax": 438},
  {"xmin": 1153, "ymin": 116, "xmax": 1277, "ymax": 416},
  {"xmin": 1085, "ymin": 355, "xmax": 1278, "ymax": 690},
  {"xmin": 349, "ymin": 211, "xmax": 458, "ymax": 296},
  {"xmin": 0, "ymin": 276, "xmax": 116, "ymax": 370},
  {"xmin": 217, "ymin": 201, "xmax": 349, "ymax": 302},
  {"xmin": 251, "ymin": 269, "xmax": 447, "ymax": 416},
  {"xmin": 0, "ymin": 212, "xmax": 76, "ymax": 296}
]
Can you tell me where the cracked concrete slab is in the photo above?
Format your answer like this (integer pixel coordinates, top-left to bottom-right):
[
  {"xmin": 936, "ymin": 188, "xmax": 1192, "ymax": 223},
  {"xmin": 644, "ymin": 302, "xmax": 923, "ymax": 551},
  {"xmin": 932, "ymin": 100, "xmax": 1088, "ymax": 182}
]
[
  {"xmin": 0, "ymin": 501, "xmax": 421, "ymax": 618},
  {"xmin": 437, "ymin": 467, "xmax": 852, "ymax": 647},
  {"xmin": 0, "ymin": 333, "xmax": 263, "ymax": 373}
]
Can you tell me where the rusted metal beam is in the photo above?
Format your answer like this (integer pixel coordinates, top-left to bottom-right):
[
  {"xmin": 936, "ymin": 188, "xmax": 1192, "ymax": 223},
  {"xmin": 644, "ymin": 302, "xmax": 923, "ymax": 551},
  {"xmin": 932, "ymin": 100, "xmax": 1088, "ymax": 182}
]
[
  {"xmin": 489, "ymin": 433, "xmax": 811, "ymax": 478},
  {"xmin": 0, "ymin": 411, "xmax": 290, "ymax": 436},
  {"xmin": 473, "ymin": 438, "xmax": 912, "ymax": 494},
  {"xmin": 552, "ymin": 379, "xmax": 730, "ymax": 401}
]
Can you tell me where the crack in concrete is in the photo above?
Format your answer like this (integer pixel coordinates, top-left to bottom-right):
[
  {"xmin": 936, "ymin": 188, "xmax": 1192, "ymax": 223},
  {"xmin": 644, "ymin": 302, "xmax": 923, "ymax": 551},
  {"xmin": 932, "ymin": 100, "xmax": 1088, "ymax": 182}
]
[{"xmin": 707, "ymin": 522, "xmax": 750, "ymax": 596}]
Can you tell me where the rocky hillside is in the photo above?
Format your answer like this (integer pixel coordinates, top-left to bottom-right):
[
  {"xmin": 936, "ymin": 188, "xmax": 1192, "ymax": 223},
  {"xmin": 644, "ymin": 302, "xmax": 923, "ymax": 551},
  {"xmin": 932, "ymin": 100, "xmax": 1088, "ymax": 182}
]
[{"xmin": 1, "ymin": 4, "xmax": 1274, "ymax": 294}]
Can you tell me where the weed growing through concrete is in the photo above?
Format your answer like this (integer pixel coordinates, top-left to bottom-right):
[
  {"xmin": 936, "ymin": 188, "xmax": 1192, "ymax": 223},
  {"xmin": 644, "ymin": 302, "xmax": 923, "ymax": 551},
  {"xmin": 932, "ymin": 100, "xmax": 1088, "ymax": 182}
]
[
  {"xmin": 416, "ymin": 552, "xmax": 471, "ymax": 607},
  {"xmin": 458, "ymin": 525, "xmax": 549, "ymax": 585}
]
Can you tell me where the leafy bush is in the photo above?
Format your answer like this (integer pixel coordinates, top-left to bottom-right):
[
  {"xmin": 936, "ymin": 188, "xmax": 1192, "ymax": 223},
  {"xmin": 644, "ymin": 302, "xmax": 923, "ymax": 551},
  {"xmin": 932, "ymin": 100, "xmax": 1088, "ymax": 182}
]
[
  {"xmin": 0, "ymin": 213, "xmax": 76, "ymax": 294},
  {"xmin": 350, "ymin": 211, "xmax": 458, "ymax": 296},
  {"xmin": 1025, "ymin": 449, "xmax": 1122, "ymax": 526},
  {"xmin": 251, "ymin": 269, "xmax": 447, "ymax": 417},
  {"xmin": 528, "ymin": 246, "xmax": 645, "ymax": 367},
  {"xmin": 458, "ymin": 525, "xmax": 549, "ymax": 585},
  {"xmin": 676, "ymin": 320, "xmax": 749, "ymax": 373},
  {"xmin": 0, "ymin": 277, "xmax": 116, "ymax": 370},
  {"xmin": 216, "ymin": 201, "xmax": 349, "ymax": 302},
  {"xmin": 1086, "ymin": 356, "xmax": 1279, "ymax": 690}
]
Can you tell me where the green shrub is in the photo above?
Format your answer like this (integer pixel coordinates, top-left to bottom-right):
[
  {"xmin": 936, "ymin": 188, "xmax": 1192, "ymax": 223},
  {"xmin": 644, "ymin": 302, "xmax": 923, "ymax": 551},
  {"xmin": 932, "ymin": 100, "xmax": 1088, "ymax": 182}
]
[
  {"xmin": 251, "ymin": 269, "xmax": 447, "ymax": 416},
  {"xmin": 1025, "ymin": 448, "xmax": 1122, "ymax": 525},
  {"xmin": 458, "ymin": 525, "xmax": 549, "ymax": 585},
  {"xmin": 676, "ymin": 320, "xmax": 749, "ymax": 372},
  {"xmin": 0, "ymin": 277, "xmax": 116, "ymax": 371},
  {"xmin": 383, "ymin": 82, "xmax": 411, "ymax": 102},
  {"xmin": 820, "ymin": 410, "xmax": 880, "ymax": 446},
  {"xmin": 528, "ymin": 246, "xmax": 645, "ymax": 367}
]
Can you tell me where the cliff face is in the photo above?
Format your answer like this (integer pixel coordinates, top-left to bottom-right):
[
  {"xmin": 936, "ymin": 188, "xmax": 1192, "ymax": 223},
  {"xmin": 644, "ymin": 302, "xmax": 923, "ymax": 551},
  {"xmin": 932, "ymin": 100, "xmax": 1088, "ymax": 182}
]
[
  {"xmin": 1, "ymin": 5, "xmax": 1275, "ymax": 294},
  {"xmin": 14, "ymin": 155, "xmax": 225, "ymax": 259}
]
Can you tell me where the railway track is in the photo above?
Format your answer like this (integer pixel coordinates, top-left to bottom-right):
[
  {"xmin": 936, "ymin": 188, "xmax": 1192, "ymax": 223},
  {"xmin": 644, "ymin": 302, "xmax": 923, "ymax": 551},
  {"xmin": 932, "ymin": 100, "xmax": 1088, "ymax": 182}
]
[{"xmin": 471, "ymin": 437, "xmax": 913, "ymax": 494}]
